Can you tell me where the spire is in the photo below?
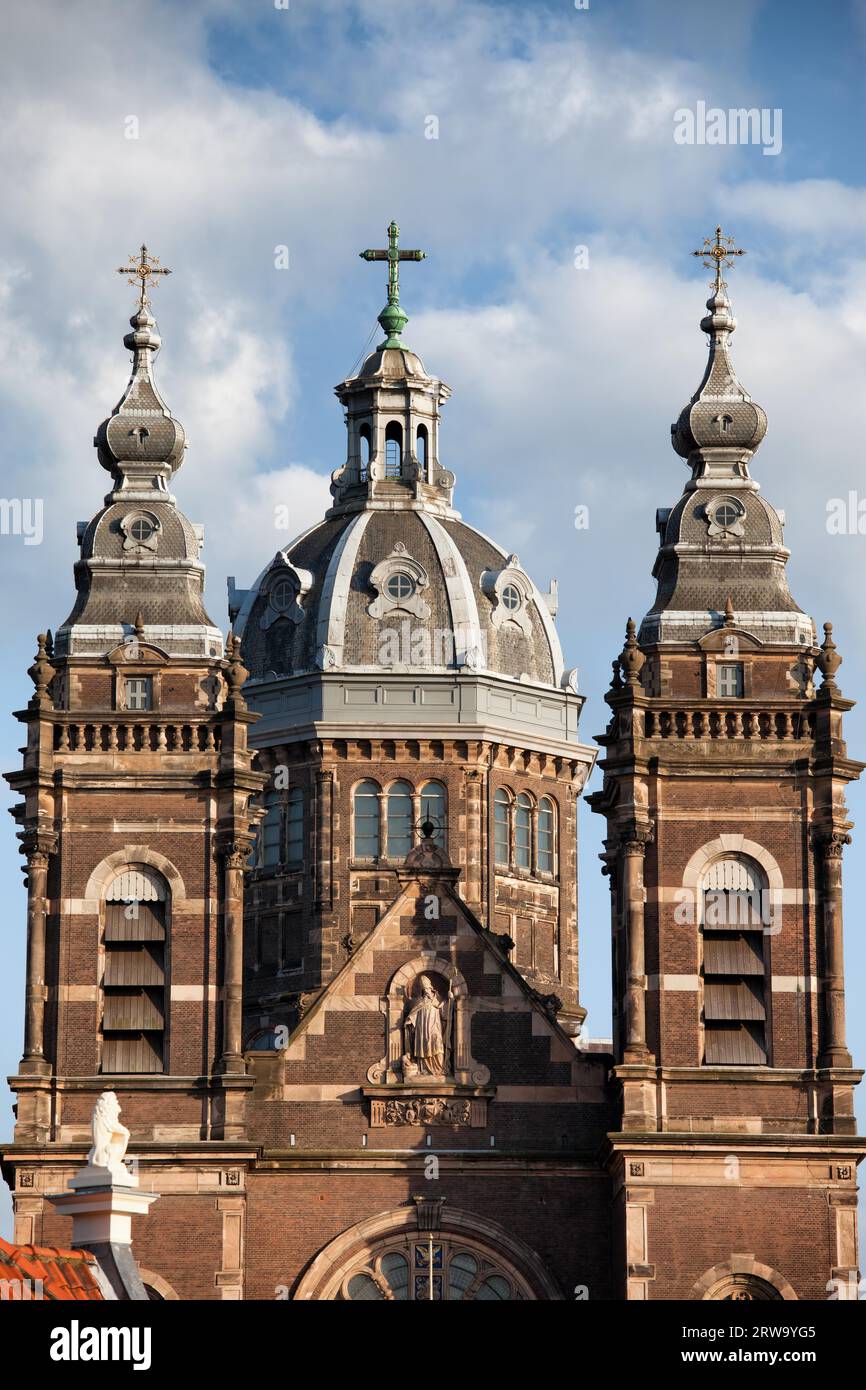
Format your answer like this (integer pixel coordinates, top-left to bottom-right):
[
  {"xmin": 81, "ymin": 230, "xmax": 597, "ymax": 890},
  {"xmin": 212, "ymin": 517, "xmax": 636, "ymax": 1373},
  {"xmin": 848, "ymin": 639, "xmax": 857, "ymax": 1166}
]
[
  {"xmin": 638, "ymin": 228, "xmax": 812, "ymax": 649},
  {"xmin": 55, "ymin": 244, "xmax": 221, "ymax": 659},
  {"xmin": 95, "ymin": 244, "xmax": 185, "ymax": 492},
  {"xmin": 671, "ymin": 226, "xmax": 767, "ymax": 480},
  {"xmin": 359, "ymin": 220, "xmax": 426, "ymax": 349}
]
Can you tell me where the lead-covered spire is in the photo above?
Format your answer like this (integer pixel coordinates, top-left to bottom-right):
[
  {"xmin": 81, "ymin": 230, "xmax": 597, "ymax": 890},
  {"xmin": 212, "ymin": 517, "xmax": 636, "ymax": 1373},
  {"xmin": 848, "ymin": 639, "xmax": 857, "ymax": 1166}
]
[
  {"xmin": 95, "ymin": 246, "xmax": 186, "ymax": 491},
  {"xmin": 671, "ymin": 228, "xmax": 767, "ymax": 480},
  {"xmin": 55, "ymin": 245, "xmax": 221, "ymax": 658},
  {"xmin": 639, "ymin": 227, "xmax": 811, "ymax": 648}
]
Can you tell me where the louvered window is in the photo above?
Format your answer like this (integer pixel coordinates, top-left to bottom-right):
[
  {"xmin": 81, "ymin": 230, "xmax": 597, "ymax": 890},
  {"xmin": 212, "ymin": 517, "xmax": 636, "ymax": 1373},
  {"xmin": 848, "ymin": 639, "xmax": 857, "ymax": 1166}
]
[
  {"xmin": 101, "ymin": 868, "xmax": 167, "ymax": 1074},
  {"xmin": 701, "ymin": 858, "xmax": 767, "ymax": 1065}
]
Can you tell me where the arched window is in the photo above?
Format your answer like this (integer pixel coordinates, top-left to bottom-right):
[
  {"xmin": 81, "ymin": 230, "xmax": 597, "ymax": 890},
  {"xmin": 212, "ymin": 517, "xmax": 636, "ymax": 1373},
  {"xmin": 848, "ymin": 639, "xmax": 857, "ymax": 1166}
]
[
  {"xmin": 701, "ymin": 857, "xmax": 768, "ymax": 1066},
  {"xmin": 337, "ymin": 1239, "xmax": 524, "ymax": 1301},
  {"xmin": 101, "ymin": 867, "xmax": 168, "ymax": 1075},
  {"xmin": 420, "ymin": 782, "xmax": 447, "ymax": 848},
  {"xmin": 385, "ymin": 421, "xmax": 403, "ymax": 478},
  {"xmin": 359, "ymin": 424, "xmax": 371, "ymax": 481},
  {"xmin": 258, "ymin": 791, "xmax": 281, "ymax": 867},
  {"xmin": 354, "ymin": 781, "xmax": 381, "ymax": 859},
  {"xmin": 387, "ymin": 780, "xmax": 414, "ymax": 858},
  {"xmin": 416, "ymin": 424, "xmax": 428, "ymax": 476},
  {"xmin": 515, "ymin": 794, "xmax": 533, "ymax": 871},
  {"xmin": 286, "ymin": 787, "xmax": 304, "ymax": 867},
  {"xmin": 494, "ymin": 789, "xmax": 511, "ymax": 866},
  {"xmin": 537, "ymin": 797, "xmax": 555, "ymax": 875}
]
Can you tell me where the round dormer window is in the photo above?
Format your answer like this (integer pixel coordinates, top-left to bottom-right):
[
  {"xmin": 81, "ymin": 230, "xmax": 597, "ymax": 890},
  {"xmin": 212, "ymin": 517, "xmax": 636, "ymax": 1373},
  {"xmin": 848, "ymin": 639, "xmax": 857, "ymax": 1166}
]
[
  {"xmin": 270, "ymin": 578, "xmax": 296, "ymax": 613},
  {"xmin": 129, "ymin": 517, "xmax": 155, "ymax": 544},
  {"xmin": 713, "ymin": 501, "xmax": 741, "ymax": 529},
  {"xmin": 501, "ymin": 584, "xmax": 522, "ymax": 612},
  {"xmin": 385, "ymin": 573, "xmax": 415, "ymax": 602}
]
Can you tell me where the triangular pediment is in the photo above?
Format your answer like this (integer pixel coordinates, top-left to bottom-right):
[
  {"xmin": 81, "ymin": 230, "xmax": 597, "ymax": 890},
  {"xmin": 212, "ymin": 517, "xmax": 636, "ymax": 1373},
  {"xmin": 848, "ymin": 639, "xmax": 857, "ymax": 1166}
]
[{"xmin": 275, "ymin": 872, "xmax": 597, "ymax": 1098}]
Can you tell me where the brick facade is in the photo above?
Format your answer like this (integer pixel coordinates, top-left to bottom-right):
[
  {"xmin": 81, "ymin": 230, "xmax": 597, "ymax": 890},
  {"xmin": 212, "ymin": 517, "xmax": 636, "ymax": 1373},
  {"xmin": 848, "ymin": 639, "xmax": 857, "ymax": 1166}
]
[{"xmin": 1, "ymin": 249, "xmax": 864, "ymax": 1302}]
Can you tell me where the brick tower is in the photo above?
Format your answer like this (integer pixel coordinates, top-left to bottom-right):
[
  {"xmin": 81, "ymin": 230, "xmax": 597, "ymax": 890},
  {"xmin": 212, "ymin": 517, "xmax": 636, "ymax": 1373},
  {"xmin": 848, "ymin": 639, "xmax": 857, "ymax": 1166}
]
[
  {"xmin": 3, "ymin": 251, "xmax": 263, "ymax": 1288},
  {"xmin": 589, "ymin": 228, "xmax": 865, "ymax": 1300}
]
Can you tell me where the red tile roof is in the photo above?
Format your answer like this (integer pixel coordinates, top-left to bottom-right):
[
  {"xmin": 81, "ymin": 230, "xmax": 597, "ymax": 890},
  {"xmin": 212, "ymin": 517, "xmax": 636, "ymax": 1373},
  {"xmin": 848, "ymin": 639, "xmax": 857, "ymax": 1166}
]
[{"xmin": 0, "ymin": 1234, "xmax": 105, "ymax": 1300}]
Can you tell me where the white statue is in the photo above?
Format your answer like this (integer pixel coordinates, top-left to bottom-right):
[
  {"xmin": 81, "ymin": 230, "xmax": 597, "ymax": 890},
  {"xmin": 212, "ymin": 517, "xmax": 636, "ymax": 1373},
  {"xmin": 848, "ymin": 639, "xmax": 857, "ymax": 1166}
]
[
  {"xmin": 403, "ymin": 975, "xmax": 451, "ymax": 1077},
  {"xmin": 87, "ymin": 1091, "xmax": 132, "ymax": 1178}
]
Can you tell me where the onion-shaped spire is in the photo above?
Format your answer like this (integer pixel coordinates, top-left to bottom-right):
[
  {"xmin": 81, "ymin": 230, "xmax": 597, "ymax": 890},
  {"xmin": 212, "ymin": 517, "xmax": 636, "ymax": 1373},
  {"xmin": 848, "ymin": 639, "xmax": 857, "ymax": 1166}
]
[
  {"xmin": 94, "ymin": 245, "xmax": 185, "ymax": 484},
  {"xmin": 671, "ymin": 227, "xmax": 767, "ymax": 473}
]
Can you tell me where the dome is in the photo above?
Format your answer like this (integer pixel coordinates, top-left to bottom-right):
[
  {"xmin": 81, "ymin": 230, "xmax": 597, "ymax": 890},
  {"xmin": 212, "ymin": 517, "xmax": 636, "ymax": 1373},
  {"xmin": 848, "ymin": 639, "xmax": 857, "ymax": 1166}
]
[
  {"xmin": 234, "ymin": 508, "xmax": 567, "ymax": 689},
  {"xmin": 233, "ymin": 219, "xmax": 572, "ymax": 694}
]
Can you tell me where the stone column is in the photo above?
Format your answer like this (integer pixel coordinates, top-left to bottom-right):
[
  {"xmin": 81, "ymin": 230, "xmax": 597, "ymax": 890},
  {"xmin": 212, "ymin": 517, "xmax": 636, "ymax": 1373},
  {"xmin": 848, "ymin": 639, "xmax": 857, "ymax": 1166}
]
[
  {"xmin": 818, "ymin": 830, "xmax": 852, "ymax": 1069},
  {"xmin": 463, "ymin": 766, "xmax": 483, "ymax": 913},
  {"xmin": 621, "ymin": 827, "xmax": 653, "ymax": 1063},
  {"xmin": 219, "ymin": 844, "xmax": 248, "ymax": 1074},
  {"xmin": 20, "ymin": 842, "xmax": 53, "ymax": 1075}
]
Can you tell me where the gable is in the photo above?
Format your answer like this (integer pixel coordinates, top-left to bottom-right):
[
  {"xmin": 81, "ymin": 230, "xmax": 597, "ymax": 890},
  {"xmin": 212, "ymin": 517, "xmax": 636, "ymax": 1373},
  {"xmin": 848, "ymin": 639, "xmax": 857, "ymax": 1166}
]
[{"xmin": 251, "ymin": 873, "xmax": 611, "ymax": 1144}]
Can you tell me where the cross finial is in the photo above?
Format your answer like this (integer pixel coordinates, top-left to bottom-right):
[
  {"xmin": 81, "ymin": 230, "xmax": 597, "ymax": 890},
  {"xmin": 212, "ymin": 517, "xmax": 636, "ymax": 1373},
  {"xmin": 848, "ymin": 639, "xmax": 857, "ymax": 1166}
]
[
  {"xmin": 359, "ymin": 220, "xmax": 427, "ymax": 348},
  {"xmin": 691, "ymin": 226, "xmax": 746, "ymax": 293},
  {"xmin": 116, "ymin": 244, "xmax": 172, "ymax": 308}
]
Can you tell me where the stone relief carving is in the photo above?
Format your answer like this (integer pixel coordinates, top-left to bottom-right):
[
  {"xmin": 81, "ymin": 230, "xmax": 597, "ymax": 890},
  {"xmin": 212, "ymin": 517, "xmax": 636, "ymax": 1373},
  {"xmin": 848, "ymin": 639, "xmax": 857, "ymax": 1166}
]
[{"xmin": 383, "ymin": 1098, "xmax": 470, "ymax": 1126}]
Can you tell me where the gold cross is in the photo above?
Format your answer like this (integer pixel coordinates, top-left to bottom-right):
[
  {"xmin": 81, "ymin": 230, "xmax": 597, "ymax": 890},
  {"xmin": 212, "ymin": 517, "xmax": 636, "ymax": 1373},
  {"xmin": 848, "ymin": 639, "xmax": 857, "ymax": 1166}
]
[
  {"xmin": 116, "ymin": 244, "xmax": 172, "ymax": 307},
  {"xmin": 691, "ymin": 226, "xmax": 746, "ymax": 292}
]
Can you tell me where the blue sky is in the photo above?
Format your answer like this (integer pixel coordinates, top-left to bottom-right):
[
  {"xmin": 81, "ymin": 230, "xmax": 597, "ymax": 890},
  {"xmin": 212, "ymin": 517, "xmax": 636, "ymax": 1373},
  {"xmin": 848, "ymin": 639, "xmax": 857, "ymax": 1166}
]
[{"xmin": 2, "ymin": 0, "xmax": 866, "ymax": 1243}]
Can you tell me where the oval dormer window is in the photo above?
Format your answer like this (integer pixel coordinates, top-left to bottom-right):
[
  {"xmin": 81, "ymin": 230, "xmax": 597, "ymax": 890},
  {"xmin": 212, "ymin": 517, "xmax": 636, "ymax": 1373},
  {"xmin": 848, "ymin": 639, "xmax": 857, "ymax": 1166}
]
[
  {"xmin": 501, "ymin": 584, "xmax": 521, "ymax": 612},
  {"xmin": 385, "ymin": 573, "xmax": 415, "ymax": 602},
  {"xmin": 713, "ymin": 501, "xmax": 741, "ymax": 529},
  {"xmin": 270, "ymin": 578, "xmax": 296, "ymax": 613}
]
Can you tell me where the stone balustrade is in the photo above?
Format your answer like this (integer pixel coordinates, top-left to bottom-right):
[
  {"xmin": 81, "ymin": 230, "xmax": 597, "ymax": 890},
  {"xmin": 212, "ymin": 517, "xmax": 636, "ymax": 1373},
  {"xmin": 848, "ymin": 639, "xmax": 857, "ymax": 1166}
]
[
  {"xmin": 641, "ymin": 706, "xmax": 813, "ymax": 742},
  {"xmin": 52, "ymin": 720, "xmax": 221, "ymax": 753}
]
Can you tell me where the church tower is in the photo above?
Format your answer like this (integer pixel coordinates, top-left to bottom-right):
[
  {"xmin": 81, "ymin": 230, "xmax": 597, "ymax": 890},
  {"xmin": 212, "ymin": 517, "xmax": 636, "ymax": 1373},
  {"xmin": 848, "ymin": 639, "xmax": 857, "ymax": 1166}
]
[
  {"xmin": 589, "ymin": 229, "xmax": 865, "ymax": 1300},
  {"xmin": 4, "ymin": 250, "xmax": 263, "ymax": 1283},
  {"xmin": 231, "ymin": 222, "xmax": 595, "ymax": 1042}
]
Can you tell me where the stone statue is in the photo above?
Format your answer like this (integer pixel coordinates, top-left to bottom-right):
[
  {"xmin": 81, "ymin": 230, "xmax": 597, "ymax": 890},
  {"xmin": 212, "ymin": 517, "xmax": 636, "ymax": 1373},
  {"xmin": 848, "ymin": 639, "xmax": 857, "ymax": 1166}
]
[
  {"xmin": 403, "ymin": 974, "xmax": 451, "ymax": 1077},
  {"xmin": 86, "ymin": 1091, "xmax": 132, "ymax": 1179}
]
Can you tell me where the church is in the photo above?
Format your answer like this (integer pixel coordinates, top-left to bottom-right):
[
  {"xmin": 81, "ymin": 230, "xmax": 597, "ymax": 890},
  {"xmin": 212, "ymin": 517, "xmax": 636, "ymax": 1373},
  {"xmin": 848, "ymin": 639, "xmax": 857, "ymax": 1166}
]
[{"xmin": 1, "ymin": 225, "xmax": 862, "ymax": 1301}]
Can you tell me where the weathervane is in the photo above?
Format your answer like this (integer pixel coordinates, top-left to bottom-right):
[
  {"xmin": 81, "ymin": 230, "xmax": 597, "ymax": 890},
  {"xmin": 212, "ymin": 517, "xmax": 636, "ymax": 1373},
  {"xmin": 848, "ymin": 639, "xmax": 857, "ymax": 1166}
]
[
  {"xmin": 359, "ymin": 220, "xmax": 426, "ymax": 348},
  {"xmin": 691, "ymin": 226, "xmax": 746, "ymax": 293},
  {"xmin": 116, "ymin": 244, "xmax": 172, "ymax": 308}
]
